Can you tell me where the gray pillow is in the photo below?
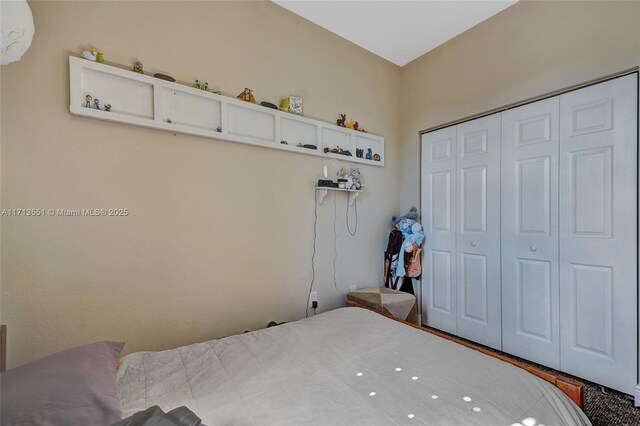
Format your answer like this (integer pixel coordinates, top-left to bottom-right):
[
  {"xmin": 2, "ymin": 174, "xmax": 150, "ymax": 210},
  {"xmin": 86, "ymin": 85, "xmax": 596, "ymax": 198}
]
[{"xmin": 1, "ymin": 341, "xmax": 125, "ymax": 426}]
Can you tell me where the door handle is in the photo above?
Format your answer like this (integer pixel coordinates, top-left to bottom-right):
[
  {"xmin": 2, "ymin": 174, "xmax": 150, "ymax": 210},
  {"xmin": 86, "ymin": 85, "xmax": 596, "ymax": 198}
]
[
  {"xmin": 530, "ymin": 246, "xmax": 537, "ymax": 252},
  {"xmin": 471, "ymin": 241, "xmax": 477, "ymax": 247}
]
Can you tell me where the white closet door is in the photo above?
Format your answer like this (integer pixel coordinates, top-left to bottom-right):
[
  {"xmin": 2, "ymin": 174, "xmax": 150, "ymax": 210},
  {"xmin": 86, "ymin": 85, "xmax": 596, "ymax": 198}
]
[
  {"xmin": 421, "ymin": 126, "xmax": 457, "ymax": 334},
  {"xmin": 456, "ymin": 114, "xmax": 502, "ymax": 349},
  {"xmin": 501, "ymin": 97, "xmax": 560, "ymax": 369},
  {"xmin": 559, "ymin": 74, "xmax": 637, "ymax": 394}
]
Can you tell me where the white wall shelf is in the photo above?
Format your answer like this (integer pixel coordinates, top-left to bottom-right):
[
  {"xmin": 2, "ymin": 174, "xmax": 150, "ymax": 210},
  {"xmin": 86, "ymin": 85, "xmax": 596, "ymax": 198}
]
[
  {"xmin": 315, "ymin": 187, "xmax": 362, "ymax": 206},
  {"xmin": 69, "ymin": 56, "xmax": 385, "ymax": 167}
]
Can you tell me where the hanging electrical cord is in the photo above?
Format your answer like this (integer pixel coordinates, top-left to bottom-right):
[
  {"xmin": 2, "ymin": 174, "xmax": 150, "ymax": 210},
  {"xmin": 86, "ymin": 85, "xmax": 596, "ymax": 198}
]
[
  {"xmin": 333, "ymin": 192, "xmax": 339, "ymax": 291},
  {"xmin": 306, "ymin": 191, "xmax": 319, "ymax": 318},
  {"xmin": 346, "ymin": 198, "xmax": 358, "ymax": 236}
]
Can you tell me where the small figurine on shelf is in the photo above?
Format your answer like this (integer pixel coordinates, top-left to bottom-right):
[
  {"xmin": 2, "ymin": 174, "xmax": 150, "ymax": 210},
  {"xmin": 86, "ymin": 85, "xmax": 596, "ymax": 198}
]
[
  {"xmin": 343, "ymin": 150, "xmax": 353, "ymax": 156},
  {"xmin": 353, "ymin": 121, "xmax": 359, "ymax": 131},
  {"xmin": 96, "ymin": 52, "xmax": 104, "ymax": 63},
  {"xmin": 373, "ymin": 153, "xmax": 381, "ymax": 162},
  {"xmin": 289, "ymin": 96, "xmax": 303, "ymax": 115},
  {"xmin": 281, "ymin": 140, "xmax": 288, "ymax": 145},
  {"xmin": 366, "ymin": 148, "xmax": 373, "ymax": 160},
  {"xmin": 323, "ymin": 147, "xmax": 330, "ymax": 153},
  {"xmin": 279, "ymin": 98, "xmax": 290, "ymax": 112},
  {"xmin": 237, "ymin": 88, "xmax": 256, "ymax": 103},
  {"xmin": 216, "ymin": 126, "xmax": 222, "ymax": 132},
  {"xmin": 346, "ymin": 120, "xmax": 355, "ymax": 130},
  {"xmin": 195, "ymin": 81, "xmax": 209, "ymax": 91},
  {"xmin": 81, "ymin": 48, "xmax": 97, "ymax": 61},
  {"xmin": 93, "ymin": 98, "xmax": 100, "ymax": 110},
  {"xmin": 356, "ymin": 148, "xmax": 363, "ymax": 158},
  {"xmin": 104, "ymin": 104, "xmax": 112, "ymax": 112},
  {"xmin": 212, "ymin": 90, "xmax": 222, "ymax": 95},
  {"xmin": 337, "ymin": 114, "xmax": 346, "ymax": 127},
  {"xmin": 85, "ymin": 94, "xmax": 93, "ymax": 108},
  {"xmin": 133, "ymin": 61, "xmax": 144, "ymax": 74}
]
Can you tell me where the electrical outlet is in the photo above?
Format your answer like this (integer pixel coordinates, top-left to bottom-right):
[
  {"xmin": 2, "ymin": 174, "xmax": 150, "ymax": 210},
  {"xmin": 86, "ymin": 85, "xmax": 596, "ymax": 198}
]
[
  {"xmin": 308, "ymin": 292, "xmax": 318, "ymax": 308},
  {"xmin": 350, "ymin": 285, "xmax": 357, "ymax": 292}
]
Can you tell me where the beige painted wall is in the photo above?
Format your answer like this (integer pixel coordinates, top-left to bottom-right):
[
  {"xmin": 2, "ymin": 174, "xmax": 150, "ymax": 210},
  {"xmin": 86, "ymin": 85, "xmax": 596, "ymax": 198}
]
[
  {"xmin": 0, "ymin": 0, "xmax": 402, "ymax": 367},
  {"xmin": 400, "ymin": 0, "xmax": 640, "ymax": 210}
]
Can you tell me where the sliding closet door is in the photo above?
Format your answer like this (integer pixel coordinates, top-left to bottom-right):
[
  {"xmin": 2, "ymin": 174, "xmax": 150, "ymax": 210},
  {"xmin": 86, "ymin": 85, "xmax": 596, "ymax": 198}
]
[
  {"xmin": 501, "ymin": 97, "xmax": 560, "ymax": 369},
  {"xmin": 421, "ymin": 126, "xmax": 457, "ymax": 334},
  {"xmin": 559, "ymin": 74, "xmax": 637, "ymax": 394},
  {"xmin": 455, "ymin": 114, "xmax": 502, "ymax": 350}
]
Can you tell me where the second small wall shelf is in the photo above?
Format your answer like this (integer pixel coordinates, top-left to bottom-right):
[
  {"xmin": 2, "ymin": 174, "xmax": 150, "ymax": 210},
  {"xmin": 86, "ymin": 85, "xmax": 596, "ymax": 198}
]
[
  {"xmin": 69, "ymin": 56, "xmax": 385, "ymax": 167},
  {"xmin": 316, "ymin": 187, "xmax": 362, "ymax": 206}
]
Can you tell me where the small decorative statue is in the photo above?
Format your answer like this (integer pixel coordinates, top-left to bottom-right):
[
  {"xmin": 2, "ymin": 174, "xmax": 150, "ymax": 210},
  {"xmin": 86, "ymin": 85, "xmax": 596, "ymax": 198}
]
[
  {"xmin": 133, "ymin": 61, "xmax": 144, "ymax": 73},
  {"xmin": 104, "ymin": 104, "xmax": 111, "ymax": 112},
  {"xmin": 216, "ymin": 126, "xmax": 222, "ymax": 132},
  {"xmin": 195, "ymin": 80, "xmax": 201, "ymax": 89},
  {"xmin": 373, "ymin": 153, "xmax": 381, "ymax": 161},
  {"xmin": 356, "ymin": 148, "xmax": 363, "ymax": 158},
  {"xmin": 279, "ymin": 98, "xmax": 290, "ymax": 112},
  {"xmin": 96, "ymin": 52, "xmax": 104, "ymax": 63},
  {"xmin": 84, "ymin": 94, "xmax": 92, "ymax": 108},
  {"xmin": 365, "ymin": 148, "xmax": 372, "ymax": 160},
  {"xmin": 237, "ymin": 88, "xmax": 256, "ymax": 103},
  {"xmin": 346, "ymin": 120, "xmax": 355, "ymax": 130},
  {"xmin": 81, "ymin": 48, "xmax": 97, "ymax": 61},
  {"xmin": 353, "ymin": 121, "xmax": 359, "ymax": 131},
  {"xmin": 337, "ymin": 114, "xmax": 346, "ymax": 127},
  {"xmin": 93, "ymin": 98, "xmax": 100, "ymax": 110}
]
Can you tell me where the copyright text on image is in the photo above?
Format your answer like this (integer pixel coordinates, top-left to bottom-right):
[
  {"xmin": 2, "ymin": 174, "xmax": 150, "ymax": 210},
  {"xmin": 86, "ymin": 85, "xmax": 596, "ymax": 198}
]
[{"xmin": 1, "ymin": 208, "xmax": 129, "ymax": 217}]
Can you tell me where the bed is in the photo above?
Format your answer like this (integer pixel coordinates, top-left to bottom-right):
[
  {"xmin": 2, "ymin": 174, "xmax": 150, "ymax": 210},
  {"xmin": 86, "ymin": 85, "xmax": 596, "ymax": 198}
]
[{"xmin": 116, "ymin": 307, "xmax": 589, "ymax": 425}]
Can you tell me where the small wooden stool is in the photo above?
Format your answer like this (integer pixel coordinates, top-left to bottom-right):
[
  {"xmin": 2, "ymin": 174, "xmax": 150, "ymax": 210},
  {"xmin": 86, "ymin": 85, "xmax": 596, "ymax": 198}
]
[{"xmin": 346, "ymin": 287, "xmax": 417, "ymax": 324}]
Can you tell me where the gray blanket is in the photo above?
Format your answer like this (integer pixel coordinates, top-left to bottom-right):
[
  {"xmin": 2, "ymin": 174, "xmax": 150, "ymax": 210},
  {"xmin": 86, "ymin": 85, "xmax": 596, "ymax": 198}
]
[{"xmin": 117, "ymin": 308, "xmax": 590, "ymax": 425}]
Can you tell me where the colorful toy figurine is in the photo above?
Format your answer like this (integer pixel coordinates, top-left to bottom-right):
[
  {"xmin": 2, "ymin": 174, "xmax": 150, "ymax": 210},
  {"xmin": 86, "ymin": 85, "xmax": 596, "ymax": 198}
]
[
  {"xmin": 373, "ymin": 153, "xmax": 381, "ymax": 161},
  {"xmin": 353, "ymin": 121, "xmax": 359, "ymax": 131},
  {"xmin": 346, "ymin": 120, "xmax": 355, "ymax": 130},
  {"xmin": 93, "ymin": 98, "xmax": 100, "ymax": 110},
  {"xmin": 85, "ymin": 94, "xmax": 92, "ymax": 108},
  {"xmin": 280, "ymin": 98, "xmax": 290, "ymax": 112},
  {"xmin": 195, "ymin": 80, "xmax": 201, "ymax": 89},
  {"xmin": 366, "ymin": 148, "xmax": 373, "ymax": 160},
  {"xmin": 96, "ymin": 52, "xmax": 104, "ymax": 63},
  {"xmin": 133, "ymin": 62, "xmax": 144, "ymax": 73},
  {"xmin": 356, "ymin": 148, "xmax": 363, "ymax": 158},
  {"xmin": 104, "ymin": 104, "xmax": 111, "ymax": 112},
  {"xmin": 237, "ymin": 88, "xmax": 256, "ymax": 103},
  {"xmin": 337, "ymin": 114, "xmax": 346, "ymax": 127}
]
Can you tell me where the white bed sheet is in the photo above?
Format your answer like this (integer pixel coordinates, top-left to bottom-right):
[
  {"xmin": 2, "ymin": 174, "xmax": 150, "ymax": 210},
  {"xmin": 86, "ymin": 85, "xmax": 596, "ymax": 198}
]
[{"xmin": 117, "ymin": 307, "xmax": 590, "ymax": 425}]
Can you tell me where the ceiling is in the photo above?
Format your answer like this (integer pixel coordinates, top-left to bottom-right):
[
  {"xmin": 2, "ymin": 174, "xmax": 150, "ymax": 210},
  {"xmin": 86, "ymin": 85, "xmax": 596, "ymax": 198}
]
[{"xmin": 273, "ymin": 1, "xmax": 517, "ymax": 67}]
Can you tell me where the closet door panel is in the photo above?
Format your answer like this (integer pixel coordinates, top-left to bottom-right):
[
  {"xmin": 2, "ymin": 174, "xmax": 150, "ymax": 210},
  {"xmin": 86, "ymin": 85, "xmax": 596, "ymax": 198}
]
[
  {"xmin": 421, "ymin": 127, "xmax": 457, "ymax": 334},
  {"xmin": 559, "ymin": 74, "xmax": 637, "ymax": 394},
  {"xmin": 456, "ymin": 114, "xmax": 502, "ymax": 350},
  {"xmin": 501, "ymin": 97, "xmax": 560, "ymax": 369}
]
